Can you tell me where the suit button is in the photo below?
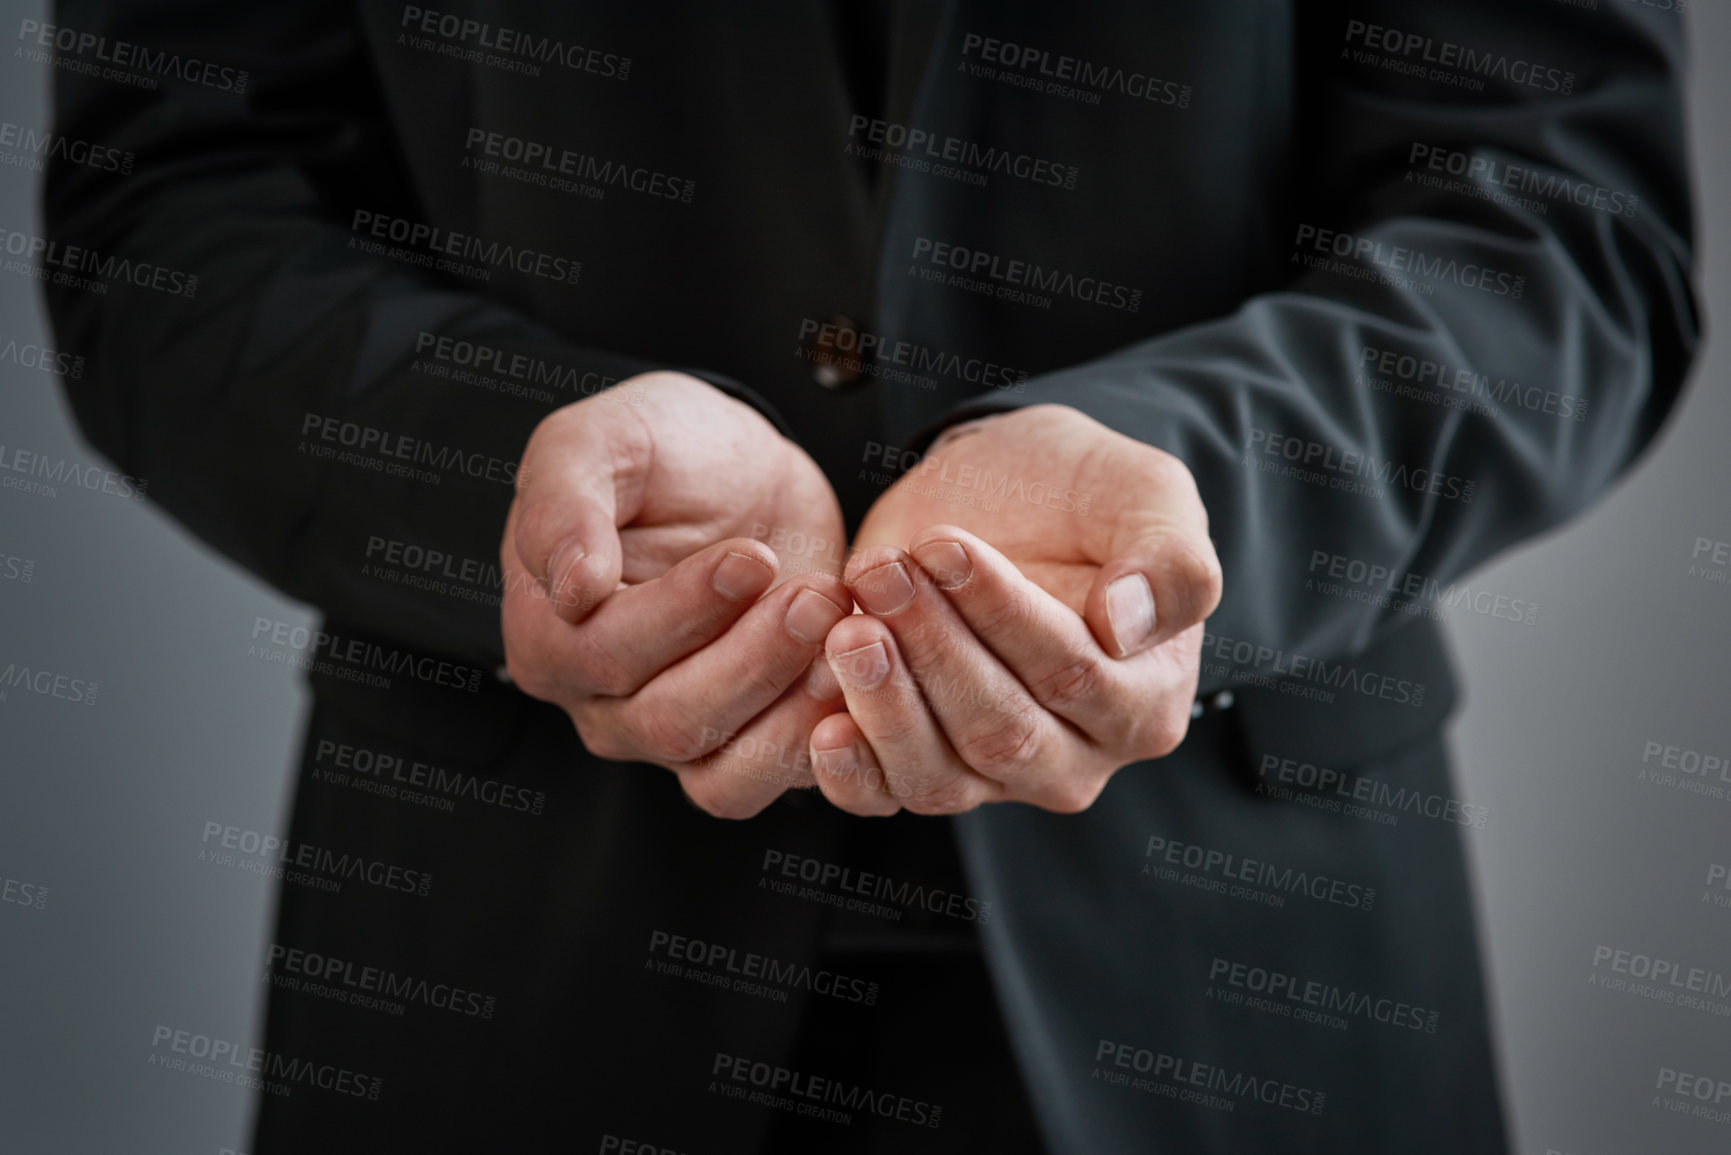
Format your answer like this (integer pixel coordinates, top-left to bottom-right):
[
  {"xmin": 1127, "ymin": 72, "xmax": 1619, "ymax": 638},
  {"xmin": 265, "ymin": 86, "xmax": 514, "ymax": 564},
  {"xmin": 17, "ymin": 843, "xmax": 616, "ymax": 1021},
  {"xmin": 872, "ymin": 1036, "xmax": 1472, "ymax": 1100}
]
[
  {"xmin": 808, "ymin": 313, "xmax": 864, "ymax": 389},
  {"xmin": 1191, "ymin": 689, "xmax": 1236, "ymax": 718}
]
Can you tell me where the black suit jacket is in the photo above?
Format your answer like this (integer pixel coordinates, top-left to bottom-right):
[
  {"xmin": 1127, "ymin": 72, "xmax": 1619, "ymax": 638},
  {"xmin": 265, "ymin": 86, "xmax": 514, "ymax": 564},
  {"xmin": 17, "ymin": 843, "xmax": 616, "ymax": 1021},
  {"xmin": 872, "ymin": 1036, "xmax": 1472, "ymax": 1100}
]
[{"xmin": 44, "ymin": 1, "xmax": 1697, "ymax": 1152}]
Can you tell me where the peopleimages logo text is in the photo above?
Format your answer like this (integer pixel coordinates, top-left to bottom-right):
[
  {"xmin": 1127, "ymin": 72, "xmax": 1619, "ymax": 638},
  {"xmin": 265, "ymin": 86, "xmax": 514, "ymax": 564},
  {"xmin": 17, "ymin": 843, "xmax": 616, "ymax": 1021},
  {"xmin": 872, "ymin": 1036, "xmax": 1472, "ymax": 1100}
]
[
  {"xmin": 350, "ymin": 210, "xmax": 581, "ymax": 285},
  {"xmin": 1342, "ymin": 19, "xmax": 1574, "ymax": 94},
  {"xmin": 847, "ymin": 115, "xmax": 1079, "ymax": 189},
  {"xmin": 1294, "ymin": 224, "xmax": 1524, "ymax": 298},
  {"xmin": 1246, "ymin": 428, "xmax": 1476, "ymax": 503},
  {"xmin": 149, "ymin": 1025, "xmax": 380, "ymax": 1098},
  {"xmin": 1, "ymin": 225, "xmax": 197, "ymax": 297},
  {"xmin": 0, "ymin": 121, "xmax": 133, "ymax": 174},
  {"xmin": 18, "ymin": 19, "xmax": 249, "ymax": 91},
  {"xmin": 910, "ymin": 236, "xmax": 1142, "ymax": 312},
  {"xmin": 1202, "ymin": 629, "xmax": 1427, "ymax": 707},
  {"xmin": 1094, "ymin": 1039, "xmax": 1327, "ymax": 1115},
  {"xmin": 398, "ymin": 6, "xmax": 629, "ymax": 78},
  {"xmin": 959, "ymin": 33, "xmax": 1192, "ymax": 107}
]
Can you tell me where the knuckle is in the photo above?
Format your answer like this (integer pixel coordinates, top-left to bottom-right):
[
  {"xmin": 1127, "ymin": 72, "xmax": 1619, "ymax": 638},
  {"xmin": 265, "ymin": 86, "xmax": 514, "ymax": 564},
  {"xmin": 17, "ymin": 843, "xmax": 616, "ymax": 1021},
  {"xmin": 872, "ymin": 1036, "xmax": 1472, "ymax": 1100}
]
[
  {"xmin": 953, "ymin": 700, "xmax": 1044, "ymax": 779},
  {"xmin": 630, "ymin": 708, "xmax": 711, "ymax": 765},
  {"xmin": 572, "ymin": 717, "xmax": 630, "ymax": 764},
  {"xmin": 1132, "ymin": 703, "xmax": 1191, "ymax": 760},
  {"xmin": 888, "ymin": 621, "xmax": 952, "ymax": 681},
  {"xmin": 856, "ymin": 693, "xmax": 929, "ymax": 751},
  {"xmin": 565, "ymin": 630, "xmax": 641, "ymax": 697},
  {"xmin": 903, "ymin": 773, "xmax": 981, "ymax": 817},
  {"xmin": 1172, "ymin": 539, "xmax": 1224, "ymax": 621},
  {"xmin": 577, "ymin": 650, "xmax": 637, "ymax": 699},
  {"xmin": 682, "ymin": 776, "xmax": 766, "ymax": 821},
  {"xmin": 709, "ymin": 737, "xmax": 806, "ymax": 793},
  {"xmin": 1029, "ymin": 653, "xmax": 1109, "ymax": 715},
  {"xmin": 966, "ymin": 585, "xmax": 1030, "ymax": 639},
  {"xmin": 1023, "ymin": 403, "xmax": 1089, "ymax": 434},
  {"xmin": 1144, "ymin": 446, "xmax": 1198, "ymax": 497},
  {"xmin": 731, "ymin": 662, "xmax": 792, "ymax": 712},
  {"xmin": 1035, "ymin": 770, "xmax": 1108, "ymax": 815}
]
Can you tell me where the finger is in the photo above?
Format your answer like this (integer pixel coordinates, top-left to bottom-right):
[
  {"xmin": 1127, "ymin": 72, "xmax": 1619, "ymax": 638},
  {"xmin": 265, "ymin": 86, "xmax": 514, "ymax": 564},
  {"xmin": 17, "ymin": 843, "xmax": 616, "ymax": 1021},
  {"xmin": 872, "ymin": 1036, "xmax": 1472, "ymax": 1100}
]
[
  {"xmin": 809, "ymin": 711, "xmax": 902, "ymax": 817},
  {"xmin": 1057, "ymin": 419, "xmax": 1221, "ymax": 654},
  {"xmin": 583, "ymin": 571, "xmax": 851, "ymax": 759},
  {"xmin": 499, "ymin": 500, "xmax": 604, "ymax": 703},
  {"xmin": 675, "ymin": 658, "xmax": 849, "ymax": 819},
  {"xmin": 511, "ymin": 408, "xmax": 652, "ymax": 624},
  {"xmin": 1083, "ymin": 528, "xmax": 1223, "ymax": 657},
  {"xmin": 823, "ymin": 616, "xmax": 1003, "ymax": 816},
  {"xmin": 553, "ymin": 536, "xmax": 781, "ymax": 698},
  {"xmin": 845, "ymin": 545, "xmax": 1089, "ymax": 808},
  {"xmin": 906, "ymin": 526, "xmax": 1133, "ymax": 744}
]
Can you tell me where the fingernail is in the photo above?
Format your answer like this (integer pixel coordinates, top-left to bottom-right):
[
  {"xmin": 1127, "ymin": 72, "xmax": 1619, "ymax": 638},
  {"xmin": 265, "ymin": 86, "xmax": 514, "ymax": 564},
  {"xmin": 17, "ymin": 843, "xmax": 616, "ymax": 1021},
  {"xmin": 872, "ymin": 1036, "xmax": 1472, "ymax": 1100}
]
[
  {"xmin": 786, "ymin": 588, "xmax": 846, "ymax": 644},
  {"xmin": 832, "ymin": 641, "xmax": 890, "ymax": 690},
  {"xmin": 712, "ymin": 551, "xmax": 774, "ymax": 601},
  {"xmin": 912, "ymin": 540, "xmax": 972, "ymax": 590},
  {"xmin": 1106, "ymin": 573, "xmax": 1156, "ymax": 656},
  {"xmin": 544, "ymin": 536, "xmax": 586, "ymax": 597},
  {"xmin": 804, "ymin": 656, "xmax": 842, "ymax": 700},
  {"xmin": 813, "ymin": 743, "xmax": 860, "ymax": 781},
  {"xmin": 853, "ymin": 561, "xmax": 916, "ymax": 616}
]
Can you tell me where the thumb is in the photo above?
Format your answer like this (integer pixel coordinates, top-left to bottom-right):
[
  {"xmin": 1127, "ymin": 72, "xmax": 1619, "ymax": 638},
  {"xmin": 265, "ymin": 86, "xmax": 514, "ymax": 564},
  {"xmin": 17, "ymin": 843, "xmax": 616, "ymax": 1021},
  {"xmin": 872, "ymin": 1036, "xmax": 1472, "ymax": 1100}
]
[
  {"xmin": 1083, "ymin": 527, "xmax": 1223, "ymax": 659},
  {"xmin": 510, "ymin": 417, "xmax": 645, "ymax": 625},
  {"xmin": 516, "ymin": 493, "xmax": 623, "ymax": 625}
]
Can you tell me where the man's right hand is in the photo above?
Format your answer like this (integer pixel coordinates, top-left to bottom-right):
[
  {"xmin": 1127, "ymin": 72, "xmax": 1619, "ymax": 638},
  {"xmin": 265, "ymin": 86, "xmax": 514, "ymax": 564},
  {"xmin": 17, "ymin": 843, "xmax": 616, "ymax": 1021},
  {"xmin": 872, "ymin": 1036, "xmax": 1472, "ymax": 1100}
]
[{"xmin": 500, "ymin": 372, "xmax": 853, "ymax": 817}]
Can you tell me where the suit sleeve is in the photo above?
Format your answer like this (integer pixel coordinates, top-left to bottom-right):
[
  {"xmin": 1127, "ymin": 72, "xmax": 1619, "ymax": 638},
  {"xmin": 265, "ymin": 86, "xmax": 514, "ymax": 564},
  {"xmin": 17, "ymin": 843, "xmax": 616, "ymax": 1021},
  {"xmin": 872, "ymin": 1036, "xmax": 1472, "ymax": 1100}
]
[
  {"xmin": 930, "ymin": 0, "xmax": 1699, "ymax": 691},
  {"xmin": 39, "ymin": 0, "xmax": 781, "ymax": 671}
]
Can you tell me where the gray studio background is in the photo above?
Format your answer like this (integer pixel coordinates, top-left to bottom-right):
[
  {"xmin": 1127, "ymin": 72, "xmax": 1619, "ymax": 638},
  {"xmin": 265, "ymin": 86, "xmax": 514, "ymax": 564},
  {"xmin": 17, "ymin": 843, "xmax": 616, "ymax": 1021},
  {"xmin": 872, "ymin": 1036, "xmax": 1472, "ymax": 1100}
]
[{"xmin": 1, "ymin": 5, "xmax": 1726, "ymax": 1154}]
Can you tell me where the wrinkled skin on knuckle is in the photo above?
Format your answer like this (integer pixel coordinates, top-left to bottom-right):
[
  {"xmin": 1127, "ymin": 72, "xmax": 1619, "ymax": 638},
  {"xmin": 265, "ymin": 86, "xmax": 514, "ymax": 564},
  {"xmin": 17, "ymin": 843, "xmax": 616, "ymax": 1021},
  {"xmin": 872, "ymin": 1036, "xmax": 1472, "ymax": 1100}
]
[
  {"xmin": 966, "ymin": 583, "xmax": 1031, "ymax": 641},
  {"xmin": 584, "ymin": 663, "xmax": 638, "ymax": 701},
  {"xmin": 860, "ymin": 695, "xmax": 932, "ymax": 751},
  {"xmin": 1030, "ymin": 652, "xmax": 1107, "ymax": 715},
  {"xmin": 901, "ymin": 773, "xmax": 980, "ymax": 817},
  {"xmin": 567, "ymin": 635, "xmax": 638, "ymax": 699},
  {"xmin": 731, "ymin": 663, "xmax": 792, "ymax": 714},
  {"xmin": 630, "ymin": 706, "xmax": 711, "ymax": 766},
  {"xmin": 953, "ymin": 701, "xmax": 1044, "ymax": 780},
  {"xmin": 571, "ymin": 714, "xmax": 631, "ymax": 764}
]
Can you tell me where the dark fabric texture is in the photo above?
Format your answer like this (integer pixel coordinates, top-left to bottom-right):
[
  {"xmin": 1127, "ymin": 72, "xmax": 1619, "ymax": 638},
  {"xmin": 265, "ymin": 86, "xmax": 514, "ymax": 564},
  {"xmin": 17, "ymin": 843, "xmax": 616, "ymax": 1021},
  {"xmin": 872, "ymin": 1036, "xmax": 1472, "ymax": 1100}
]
[{"xmin": 41, "ymin": 1, "xmax": 1697, "ymax": 1151}]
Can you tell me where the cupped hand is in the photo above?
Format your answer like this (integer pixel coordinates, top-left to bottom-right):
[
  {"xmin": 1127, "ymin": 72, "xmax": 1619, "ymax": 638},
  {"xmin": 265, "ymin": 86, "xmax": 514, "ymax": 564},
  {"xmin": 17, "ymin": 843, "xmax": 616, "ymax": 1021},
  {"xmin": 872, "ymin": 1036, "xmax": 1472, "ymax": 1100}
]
[
  {"xmin": 500, "ymin": 372, "xmax": 852, "ymax": 817},
  {"xmin": 808, "ymin": 405, "xmax": 1223, "ymax": 816}
]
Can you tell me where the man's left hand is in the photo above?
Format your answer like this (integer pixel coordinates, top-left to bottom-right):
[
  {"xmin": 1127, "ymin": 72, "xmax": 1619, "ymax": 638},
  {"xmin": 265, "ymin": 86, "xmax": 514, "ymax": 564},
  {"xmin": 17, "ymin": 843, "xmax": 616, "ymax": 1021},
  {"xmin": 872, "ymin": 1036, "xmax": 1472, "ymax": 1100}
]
[{"xmin": 811, "ymin": 405, "xmax": 1223, "ymax": 816}]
